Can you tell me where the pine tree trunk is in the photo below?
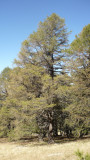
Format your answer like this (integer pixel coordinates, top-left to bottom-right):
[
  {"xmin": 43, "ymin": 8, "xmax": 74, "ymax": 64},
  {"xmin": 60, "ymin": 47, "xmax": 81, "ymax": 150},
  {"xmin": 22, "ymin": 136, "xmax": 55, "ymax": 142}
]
[{"xmin": 48, "ymin": 122, "xmax": 54, "ymax": 143}]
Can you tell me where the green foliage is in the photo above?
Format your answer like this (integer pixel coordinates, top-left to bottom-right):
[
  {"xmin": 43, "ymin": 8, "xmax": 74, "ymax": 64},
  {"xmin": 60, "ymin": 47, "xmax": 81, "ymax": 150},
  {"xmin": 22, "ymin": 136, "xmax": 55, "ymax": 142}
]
[
  {"xmin": 0, "ymin": 67, "xmax": 11, "ymax": 103},
  {"xmin": 0, "ymin": 106, "xmax": 10, "ymax": 137},
  {"xmin": 15, "ymin": 13, "xmax": 69, "ymax": 79},
  {"xmin": 11, "ymin": 13, "xmax": 70, "ymax": 140},
  {"xmin": 65, "ymin": 24, "xmax": 90, "ymax": 137},
  {"xmin": 0, "ymin": 15, "xmax": 89, "ymax": 141},
  {"xmin": 75, "ymin": 150, "xmax": 90, "ymax": 160}
]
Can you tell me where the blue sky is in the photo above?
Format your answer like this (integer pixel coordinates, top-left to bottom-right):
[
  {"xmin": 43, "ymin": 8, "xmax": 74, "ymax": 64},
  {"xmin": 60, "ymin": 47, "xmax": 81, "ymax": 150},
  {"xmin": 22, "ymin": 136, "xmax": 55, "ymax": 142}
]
[{"xmin": 0, "ymin": 0, "xmax": 90, "ymax": 73}]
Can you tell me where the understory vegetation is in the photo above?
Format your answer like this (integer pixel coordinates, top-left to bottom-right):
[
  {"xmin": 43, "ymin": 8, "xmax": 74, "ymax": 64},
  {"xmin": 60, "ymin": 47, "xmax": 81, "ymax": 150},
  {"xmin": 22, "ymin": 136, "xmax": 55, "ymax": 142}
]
[
  {"xmin": 75, "ymin": 149, "xmax": 90, "ymax": 160},
  {"xmin": 0, "ymin": 13, "xmax": 90, "ymax": 142}
]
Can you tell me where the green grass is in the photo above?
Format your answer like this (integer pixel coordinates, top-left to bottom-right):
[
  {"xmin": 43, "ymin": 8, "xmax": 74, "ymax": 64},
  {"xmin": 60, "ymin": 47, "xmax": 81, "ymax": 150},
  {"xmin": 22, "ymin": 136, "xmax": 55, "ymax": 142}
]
[{"xmin": 75, "ymin": 149, "xmax": 90, "ymax": 160}]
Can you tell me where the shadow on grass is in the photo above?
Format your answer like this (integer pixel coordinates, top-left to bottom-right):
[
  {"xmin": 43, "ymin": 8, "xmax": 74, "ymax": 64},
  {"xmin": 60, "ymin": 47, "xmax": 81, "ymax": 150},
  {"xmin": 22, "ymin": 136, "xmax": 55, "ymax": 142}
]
[
  {"xmin": 0, "ymin": 135, "xmax": 90, "ymax": 147},
  {"xmin": 18, "ymin": 135, "xmax": 90, "ymax": 147}
]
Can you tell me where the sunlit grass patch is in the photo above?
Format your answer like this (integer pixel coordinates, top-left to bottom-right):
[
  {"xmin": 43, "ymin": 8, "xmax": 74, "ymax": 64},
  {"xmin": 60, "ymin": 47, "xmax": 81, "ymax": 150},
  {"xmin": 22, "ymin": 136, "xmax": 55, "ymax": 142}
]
[{"xmin": 0, "ymin": 138, "xmax": 90, "ymax": 160}]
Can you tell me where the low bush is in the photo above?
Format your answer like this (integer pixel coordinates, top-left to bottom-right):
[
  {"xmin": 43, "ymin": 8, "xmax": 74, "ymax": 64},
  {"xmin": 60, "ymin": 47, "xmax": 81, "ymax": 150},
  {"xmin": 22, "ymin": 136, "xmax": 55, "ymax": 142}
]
[{"xmin": 75, "ymin": 149, "xmax": 90, "ymax": 160}]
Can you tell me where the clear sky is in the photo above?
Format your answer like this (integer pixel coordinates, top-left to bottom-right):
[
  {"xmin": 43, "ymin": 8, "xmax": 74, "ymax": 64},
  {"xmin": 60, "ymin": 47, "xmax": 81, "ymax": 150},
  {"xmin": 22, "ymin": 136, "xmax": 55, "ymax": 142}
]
[{"xmin": 0, "ymin": 0, "xmax": 90, "ymax": 73}]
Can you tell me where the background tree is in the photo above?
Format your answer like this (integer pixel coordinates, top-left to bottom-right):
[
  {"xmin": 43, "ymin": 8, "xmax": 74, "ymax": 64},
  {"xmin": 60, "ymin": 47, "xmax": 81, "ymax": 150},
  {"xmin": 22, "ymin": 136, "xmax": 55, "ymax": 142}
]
[
  {"xmin": 0, "ymin": 67, "xmax": 12, "ymax": 137},
  {"xmin": 65, "ymin": 24, "xmax": 90, "ymax": 137},
  {"xmin": 0, "ymin": 67, "xmax": 11, "ymax": 101}
]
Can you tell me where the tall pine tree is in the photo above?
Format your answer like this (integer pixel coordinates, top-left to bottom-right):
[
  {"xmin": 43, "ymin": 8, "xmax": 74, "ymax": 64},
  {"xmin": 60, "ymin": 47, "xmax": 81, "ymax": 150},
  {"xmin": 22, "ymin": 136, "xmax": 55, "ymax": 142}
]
[{"xmin": 66, "ymin": 24, "xmax": 90, "ymax": 137}]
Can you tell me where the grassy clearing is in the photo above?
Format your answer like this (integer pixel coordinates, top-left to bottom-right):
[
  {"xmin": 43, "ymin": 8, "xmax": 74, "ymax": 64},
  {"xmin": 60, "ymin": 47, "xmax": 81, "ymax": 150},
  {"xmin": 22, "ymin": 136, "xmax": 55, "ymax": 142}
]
[{"xmin": 0, "ymin": 138, "xmax": 90, "ymax": 160}]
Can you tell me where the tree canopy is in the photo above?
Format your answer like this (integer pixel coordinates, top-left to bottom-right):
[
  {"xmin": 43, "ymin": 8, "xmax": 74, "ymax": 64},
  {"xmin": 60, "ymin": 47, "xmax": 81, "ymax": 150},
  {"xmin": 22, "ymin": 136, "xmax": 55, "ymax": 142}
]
[
  {"xmin": 65, "ymin": 24, "xmax": 90, "ymax": 137},
  {"xmin": 0, "ymin": 14, "xmax": 89, "ymax": 141}
]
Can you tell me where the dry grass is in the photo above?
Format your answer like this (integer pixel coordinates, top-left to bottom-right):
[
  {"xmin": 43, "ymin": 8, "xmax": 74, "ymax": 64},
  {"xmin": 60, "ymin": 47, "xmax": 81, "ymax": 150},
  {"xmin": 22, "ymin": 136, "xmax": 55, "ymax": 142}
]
[{"xmin": 0, "ymin": 138, "xmax": 90, "ymax": 160}]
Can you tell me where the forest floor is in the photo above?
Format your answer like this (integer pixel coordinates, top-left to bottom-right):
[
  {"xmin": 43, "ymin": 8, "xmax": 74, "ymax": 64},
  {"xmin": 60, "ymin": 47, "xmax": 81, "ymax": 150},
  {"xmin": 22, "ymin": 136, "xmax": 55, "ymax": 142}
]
[{"xmin": 0, "ymin": 137, "xmax": 90, "ymax": 160}]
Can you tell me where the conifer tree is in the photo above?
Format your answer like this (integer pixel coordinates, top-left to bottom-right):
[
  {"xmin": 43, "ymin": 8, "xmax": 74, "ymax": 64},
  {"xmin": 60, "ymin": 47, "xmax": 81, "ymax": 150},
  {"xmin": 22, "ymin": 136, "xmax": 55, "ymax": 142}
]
[
  {"xmin": 0, "ymin": 67, "xmax": 12, "ymax": 137},
  {"xmin": 15, "ymin": 13, "xmax": 69, "ymax": 78},
  {"xmin": 66, "ymin": 24, "xmax": 90, "ymax": 137},
  {"xmin": 0, "ymin": 14, "xmax": 70, "ymax": 140},
  {"xmin": 14, "ymin": 13, "xmax": 70, "ymax": 141}
]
